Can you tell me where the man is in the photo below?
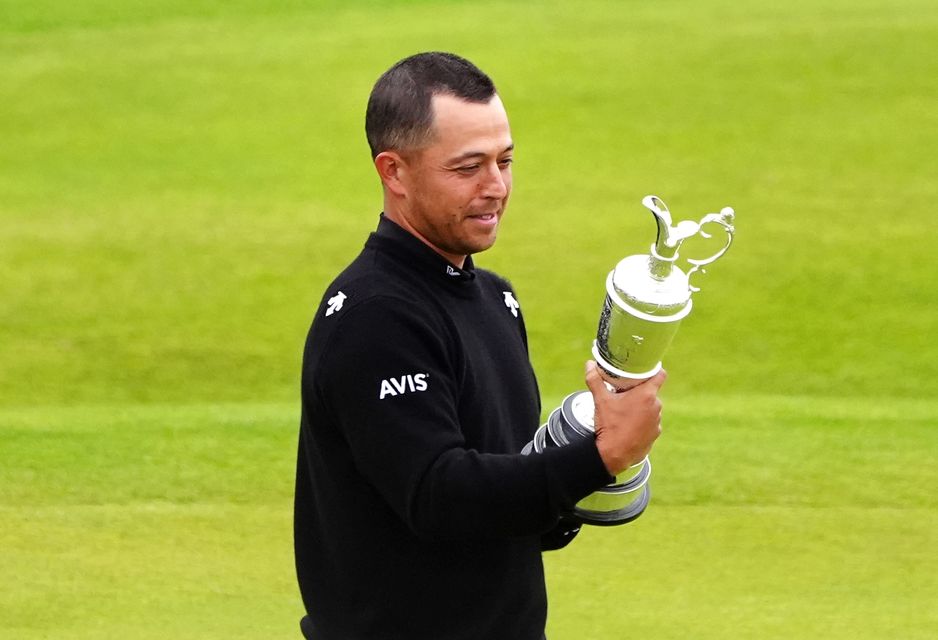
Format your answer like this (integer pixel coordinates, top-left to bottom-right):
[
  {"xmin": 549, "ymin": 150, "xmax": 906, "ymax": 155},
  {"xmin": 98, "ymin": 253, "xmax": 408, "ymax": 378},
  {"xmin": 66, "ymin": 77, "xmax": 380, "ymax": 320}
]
[{"xmin": 294, "ymin": 52, "xmax": 666, "ymax": 639}]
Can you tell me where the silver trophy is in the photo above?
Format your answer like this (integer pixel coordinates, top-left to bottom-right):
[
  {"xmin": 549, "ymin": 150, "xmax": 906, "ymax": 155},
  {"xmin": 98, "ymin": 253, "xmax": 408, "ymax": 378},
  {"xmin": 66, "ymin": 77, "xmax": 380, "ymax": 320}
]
[{"xmin": 523, "ymin": 195, "xmax": 735, "ymax": 526}]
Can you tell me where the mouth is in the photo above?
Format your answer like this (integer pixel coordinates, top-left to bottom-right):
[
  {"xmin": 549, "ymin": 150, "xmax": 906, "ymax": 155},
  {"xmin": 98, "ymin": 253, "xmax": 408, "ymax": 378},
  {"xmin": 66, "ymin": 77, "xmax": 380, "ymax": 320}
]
[{"xmin": 467, "ymin": 212, "xmax": 499, "ymax": 226}]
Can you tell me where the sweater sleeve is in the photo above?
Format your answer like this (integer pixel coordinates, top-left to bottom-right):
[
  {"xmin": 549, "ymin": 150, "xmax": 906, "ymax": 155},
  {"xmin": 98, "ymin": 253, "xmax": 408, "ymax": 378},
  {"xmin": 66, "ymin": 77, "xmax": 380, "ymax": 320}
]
[{"xmin": 312, "ymin": 296, "xmax": 612, "ymax": 541}]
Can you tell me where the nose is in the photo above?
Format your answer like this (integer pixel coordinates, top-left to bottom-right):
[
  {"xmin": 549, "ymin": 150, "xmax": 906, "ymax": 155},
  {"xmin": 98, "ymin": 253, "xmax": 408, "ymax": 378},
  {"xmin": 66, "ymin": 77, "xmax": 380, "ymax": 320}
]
[{"xmin": 480, "ymin": 162, "xmax": 509, "ymax": 199}]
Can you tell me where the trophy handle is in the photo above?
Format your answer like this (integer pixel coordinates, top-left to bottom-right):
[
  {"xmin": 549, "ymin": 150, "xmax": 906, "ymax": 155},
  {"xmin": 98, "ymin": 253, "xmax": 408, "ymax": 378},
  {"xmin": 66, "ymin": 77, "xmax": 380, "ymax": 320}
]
[{"xmin": 686, "ymin": 208, "xmax": 735, "ymax": 292}]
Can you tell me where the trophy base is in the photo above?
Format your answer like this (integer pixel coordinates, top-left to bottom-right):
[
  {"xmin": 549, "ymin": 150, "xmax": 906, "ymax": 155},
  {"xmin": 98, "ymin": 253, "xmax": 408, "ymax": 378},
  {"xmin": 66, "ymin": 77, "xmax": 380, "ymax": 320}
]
[
  {"xmin": 573, "ymin": 483, "xmax": 651, "ymax": 526},
  {"xmin": 572, "ymin": 456, "xmax": 651, "ymax": 525},
  {"xmin": 521, "ymin": 391, "xmax": 654, "ymax": 527}
]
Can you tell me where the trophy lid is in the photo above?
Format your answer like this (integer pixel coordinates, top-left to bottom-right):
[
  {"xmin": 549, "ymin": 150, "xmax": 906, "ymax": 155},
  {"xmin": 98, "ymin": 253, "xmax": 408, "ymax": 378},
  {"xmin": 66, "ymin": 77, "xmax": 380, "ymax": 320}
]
[{"xmin": 611, "ymin": 254, "xmax": 691, "ymax": 311}]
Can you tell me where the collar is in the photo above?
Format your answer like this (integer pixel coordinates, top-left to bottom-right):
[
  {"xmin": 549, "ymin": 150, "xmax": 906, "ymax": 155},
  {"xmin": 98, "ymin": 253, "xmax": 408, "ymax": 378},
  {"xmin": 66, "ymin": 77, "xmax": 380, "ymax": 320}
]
[{"xmin": 368, "ymin": 214, "xmax": 477, "ymax": 284}]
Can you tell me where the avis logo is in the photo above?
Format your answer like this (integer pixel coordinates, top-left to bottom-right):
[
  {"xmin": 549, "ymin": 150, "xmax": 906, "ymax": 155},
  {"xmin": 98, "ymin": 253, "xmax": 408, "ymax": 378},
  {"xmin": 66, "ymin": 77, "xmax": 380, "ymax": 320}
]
[{"xmin": 378, "ymin": 373, "xmax": 429, "ymax": 400}]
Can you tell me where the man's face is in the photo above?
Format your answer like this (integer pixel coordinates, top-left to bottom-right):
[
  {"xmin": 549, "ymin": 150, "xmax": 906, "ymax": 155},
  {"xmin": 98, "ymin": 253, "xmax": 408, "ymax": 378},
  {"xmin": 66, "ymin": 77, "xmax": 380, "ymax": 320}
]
[{"xmin": 397, "ymin": 93, "xmax": 514, "ymax": 265}]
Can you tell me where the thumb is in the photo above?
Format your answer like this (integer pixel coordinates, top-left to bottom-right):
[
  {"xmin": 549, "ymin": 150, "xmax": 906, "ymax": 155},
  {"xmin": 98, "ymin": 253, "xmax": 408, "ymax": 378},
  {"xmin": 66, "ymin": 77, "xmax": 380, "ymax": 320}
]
[
  {"xmin": 584, "ymin": 360, "xmax": 607, "ymax": 397},
  {"xmin": 644, "ymin": 368, "xmax": 668, "ymax": 391}
]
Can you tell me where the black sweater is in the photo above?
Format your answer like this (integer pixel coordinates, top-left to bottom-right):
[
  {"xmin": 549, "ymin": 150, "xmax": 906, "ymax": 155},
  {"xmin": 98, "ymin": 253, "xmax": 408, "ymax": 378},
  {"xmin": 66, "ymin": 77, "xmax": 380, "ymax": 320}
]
[{"xmin": 294, "ymin": 216, "xmax": 612, "ymax": 639}]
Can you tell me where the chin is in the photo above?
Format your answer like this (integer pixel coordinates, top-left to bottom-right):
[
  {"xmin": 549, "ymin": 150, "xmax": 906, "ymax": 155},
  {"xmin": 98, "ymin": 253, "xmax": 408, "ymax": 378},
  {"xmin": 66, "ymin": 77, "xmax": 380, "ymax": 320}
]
[{"xmin": 470, "ymin": 236, "xmax": 499, "ymax": 255}]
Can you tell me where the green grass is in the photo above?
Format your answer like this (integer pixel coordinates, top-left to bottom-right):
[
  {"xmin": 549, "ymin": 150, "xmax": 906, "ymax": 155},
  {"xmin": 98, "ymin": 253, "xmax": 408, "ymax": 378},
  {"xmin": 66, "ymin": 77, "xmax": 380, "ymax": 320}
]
[
  {"xmin": 0, "ymin": 404, "xmax": 301, "ymax": 639},
  {"xmin": 3, "ymin": 0, "xmax": 937, "ymax": 404},
  {"xmin": 2, "ymin": 397, "xmax": 935, "ymax": 638},
  {"xmin": 2, "ymin": 0, "xmax": 937, "ymax": 637},
  {"xmin": 548, "ymin": 393, "xmax": 938, "ymax": 639}
]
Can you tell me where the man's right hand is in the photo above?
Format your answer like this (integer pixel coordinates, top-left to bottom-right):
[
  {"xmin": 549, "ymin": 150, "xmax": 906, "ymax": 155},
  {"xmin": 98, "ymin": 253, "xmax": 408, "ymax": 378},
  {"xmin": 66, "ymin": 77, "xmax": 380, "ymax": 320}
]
[{"xmin": 584, "ymin": 360, "xmax": 666, "ymax": 477}]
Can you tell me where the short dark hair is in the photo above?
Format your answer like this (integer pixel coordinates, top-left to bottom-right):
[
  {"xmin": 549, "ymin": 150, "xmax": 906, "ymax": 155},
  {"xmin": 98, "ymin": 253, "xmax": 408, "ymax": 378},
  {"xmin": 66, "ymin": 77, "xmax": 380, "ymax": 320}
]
[{"xmin": 365, "ymin": 52, "xmax": 497, "ymax": 159}]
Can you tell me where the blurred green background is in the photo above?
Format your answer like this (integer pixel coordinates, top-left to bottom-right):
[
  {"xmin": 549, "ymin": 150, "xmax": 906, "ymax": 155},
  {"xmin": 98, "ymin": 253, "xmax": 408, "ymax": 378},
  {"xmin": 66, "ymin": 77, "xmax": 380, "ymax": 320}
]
[{"xmin": 1, "ymin": 0, "xmax": 936, "ymax": 638}]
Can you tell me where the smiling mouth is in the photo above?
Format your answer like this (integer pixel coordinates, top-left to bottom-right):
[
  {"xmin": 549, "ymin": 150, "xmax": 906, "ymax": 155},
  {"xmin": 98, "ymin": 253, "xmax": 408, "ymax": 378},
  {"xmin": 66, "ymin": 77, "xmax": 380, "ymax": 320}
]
[{"xmin": 467, "ymin": 213, "xmax": 499, "ymax": 227}]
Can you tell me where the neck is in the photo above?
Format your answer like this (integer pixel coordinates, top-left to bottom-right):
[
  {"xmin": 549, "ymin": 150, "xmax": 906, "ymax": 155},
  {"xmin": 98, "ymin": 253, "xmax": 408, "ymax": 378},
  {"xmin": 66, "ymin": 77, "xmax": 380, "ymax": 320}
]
[{"xmin": 383, "ymin": 206, "xmax": 467, "ymax": 268}]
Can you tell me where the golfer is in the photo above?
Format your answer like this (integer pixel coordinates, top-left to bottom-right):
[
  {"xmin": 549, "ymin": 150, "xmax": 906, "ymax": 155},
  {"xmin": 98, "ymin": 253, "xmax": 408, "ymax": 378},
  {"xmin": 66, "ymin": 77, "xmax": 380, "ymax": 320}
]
[{"xmin": 294, "ymin": 51, "xmax": 666, "ymax": 640}]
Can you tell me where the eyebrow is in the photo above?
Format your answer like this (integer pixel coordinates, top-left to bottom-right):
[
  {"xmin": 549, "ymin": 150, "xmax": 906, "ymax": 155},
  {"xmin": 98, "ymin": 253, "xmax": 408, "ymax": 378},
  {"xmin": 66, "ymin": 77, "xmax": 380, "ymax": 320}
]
[{"xmin": 447, "ymin": 143, "xmax": 514, "ymax": 165}]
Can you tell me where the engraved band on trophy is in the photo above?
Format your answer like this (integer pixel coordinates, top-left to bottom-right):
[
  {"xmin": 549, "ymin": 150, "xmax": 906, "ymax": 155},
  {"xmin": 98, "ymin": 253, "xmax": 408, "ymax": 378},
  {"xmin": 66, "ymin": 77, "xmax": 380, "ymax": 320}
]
[{"xmin": 522, "ymin": 195, "xmax": 735, "ymax": 526}]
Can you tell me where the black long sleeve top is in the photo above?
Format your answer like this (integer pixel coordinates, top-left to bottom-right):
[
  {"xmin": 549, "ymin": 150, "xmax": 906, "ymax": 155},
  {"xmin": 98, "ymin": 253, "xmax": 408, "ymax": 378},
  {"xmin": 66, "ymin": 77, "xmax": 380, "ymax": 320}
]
[{"xmin": 294, "ymin": 215, "xmax": 612, "ymax": 639}]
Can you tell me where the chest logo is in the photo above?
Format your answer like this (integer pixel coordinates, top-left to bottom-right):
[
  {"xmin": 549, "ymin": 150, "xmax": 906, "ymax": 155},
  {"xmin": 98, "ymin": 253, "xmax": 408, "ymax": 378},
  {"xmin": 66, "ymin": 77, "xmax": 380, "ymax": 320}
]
[
  {"xmin": 502, "ymin": 291, "xmax": 520, "ymax": 317},
  {"xmin": 325, "ymin": 291, "xmax": 347, "ymax": 317},
  {"xmin": 379, "ymin": 373, "xmax": 429, "ymax": 400}
]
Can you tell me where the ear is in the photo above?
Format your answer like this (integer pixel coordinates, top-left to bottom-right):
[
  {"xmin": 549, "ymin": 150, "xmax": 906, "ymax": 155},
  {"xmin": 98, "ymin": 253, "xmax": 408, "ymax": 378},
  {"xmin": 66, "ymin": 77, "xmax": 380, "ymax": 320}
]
[{"xmin": 374, "ymin": 151, "xmax": 409, "ymax": 198}]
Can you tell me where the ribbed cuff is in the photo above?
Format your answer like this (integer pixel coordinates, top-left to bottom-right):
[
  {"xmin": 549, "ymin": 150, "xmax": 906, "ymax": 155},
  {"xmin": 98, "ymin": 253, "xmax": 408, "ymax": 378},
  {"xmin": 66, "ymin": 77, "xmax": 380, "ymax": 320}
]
[{"xmin": 541, "ymin": 436, "xmax": 614, "ymax": 511}]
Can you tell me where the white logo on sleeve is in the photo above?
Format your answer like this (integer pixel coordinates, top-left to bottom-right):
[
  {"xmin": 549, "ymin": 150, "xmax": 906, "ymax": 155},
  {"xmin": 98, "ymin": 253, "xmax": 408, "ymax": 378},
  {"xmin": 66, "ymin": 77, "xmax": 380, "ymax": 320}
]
[
  {"xmin": 379, "ymin": 373, "xmax": 429, "ymax": 400},
  {"xmin": 325, "ymin": 291, "xmax": 346, "ymax": 317},
  {"xmin": 502, "ymin": 291, "xmax": 520, "ymax": 317}
]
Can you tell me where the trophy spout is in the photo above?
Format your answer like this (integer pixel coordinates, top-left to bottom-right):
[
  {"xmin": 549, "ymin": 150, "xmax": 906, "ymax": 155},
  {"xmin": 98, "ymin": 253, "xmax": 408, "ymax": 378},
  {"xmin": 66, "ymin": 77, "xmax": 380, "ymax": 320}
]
[
  {"xmin": 643, "ymin": 195, "xmax": 699, "ymax": 279},
  {"xmin": 643, "ymin": 195, "xmax": 674, "ymax": 252}
]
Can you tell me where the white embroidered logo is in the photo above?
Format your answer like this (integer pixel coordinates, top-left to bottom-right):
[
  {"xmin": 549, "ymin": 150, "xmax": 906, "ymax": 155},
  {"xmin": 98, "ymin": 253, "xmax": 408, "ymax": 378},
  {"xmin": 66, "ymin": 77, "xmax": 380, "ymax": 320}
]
[
  {"xmin": 446, "ymin": 265, "xmax": 460, "ymax": 277},
  {"xmin": 325, "ymin": 291, "xmax": 346, "ymax": 317},
  {"xmin": 379, "ymin": 373, "xmax": 429, "ymax": 400},
  {"xmin": 502, "ymin": 291, "xmax": 520, "ymax": 317}
]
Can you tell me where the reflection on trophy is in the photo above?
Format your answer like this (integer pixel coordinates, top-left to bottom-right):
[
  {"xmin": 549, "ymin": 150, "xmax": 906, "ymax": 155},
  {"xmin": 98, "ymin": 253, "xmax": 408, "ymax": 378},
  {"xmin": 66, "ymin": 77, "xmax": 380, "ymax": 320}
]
[{"xmin": 523, "ymin": 195, "xmax": 735, "ymax": 526}]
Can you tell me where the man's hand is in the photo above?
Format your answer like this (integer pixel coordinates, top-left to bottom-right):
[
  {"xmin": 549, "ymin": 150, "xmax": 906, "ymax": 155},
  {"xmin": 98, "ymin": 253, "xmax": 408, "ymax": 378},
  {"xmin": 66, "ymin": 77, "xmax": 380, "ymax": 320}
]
[{"xmin": 585, "ymin": 360, "xmax": 666, "ymax": 477}]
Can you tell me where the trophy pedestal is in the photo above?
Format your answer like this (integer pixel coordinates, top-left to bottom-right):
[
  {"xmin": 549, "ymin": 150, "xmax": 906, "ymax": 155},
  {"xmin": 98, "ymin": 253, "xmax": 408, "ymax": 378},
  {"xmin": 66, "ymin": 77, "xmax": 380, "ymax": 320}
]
[{"xmin": 522, "ymin": 391, "xmax": 653, "ymax": 526}]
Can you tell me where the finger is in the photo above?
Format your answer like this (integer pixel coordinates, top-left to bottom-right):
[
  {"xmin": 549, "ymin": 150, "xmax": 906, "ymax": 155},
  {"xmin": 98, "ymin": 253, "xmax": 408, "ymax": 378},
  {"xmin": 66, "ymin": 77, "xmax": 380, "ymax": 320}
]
[
  {"xmin": 584, "ymin": 360, "xmax": 606, "ymax": 396},
  {"xmin": 644, "ymin": 369, "xmax": 668, "ymax": 391}
]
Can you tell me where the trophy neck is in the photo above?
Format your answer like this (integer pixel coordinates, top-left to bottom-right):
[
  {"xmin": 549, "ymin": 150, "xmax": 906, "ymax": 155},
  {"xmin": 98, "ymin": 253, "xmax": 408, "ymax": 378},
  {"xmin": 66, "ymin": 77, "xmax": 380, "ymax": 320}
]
[
  {"xmin": 646, "ymin": 196, "xmax": 684, "ymax": 280},
  {"xmin": 649, "ymin": 241, "xmax": 679, "ymax": 280}
]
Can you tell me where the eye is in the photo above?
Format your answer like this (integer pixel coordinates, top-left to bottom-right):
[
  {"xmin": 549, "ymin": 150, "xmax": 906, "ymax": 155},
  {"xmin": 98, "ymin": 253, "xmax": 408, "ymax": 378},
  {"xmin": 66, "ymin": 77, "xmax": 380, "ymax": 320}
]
[
  {"xmin": 498, "ymin": 157, "xmax": 513, "ymax": 168},
  {"xmin": 456, "ymin": 164, "xmax": 480, "ymax": 174}
]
